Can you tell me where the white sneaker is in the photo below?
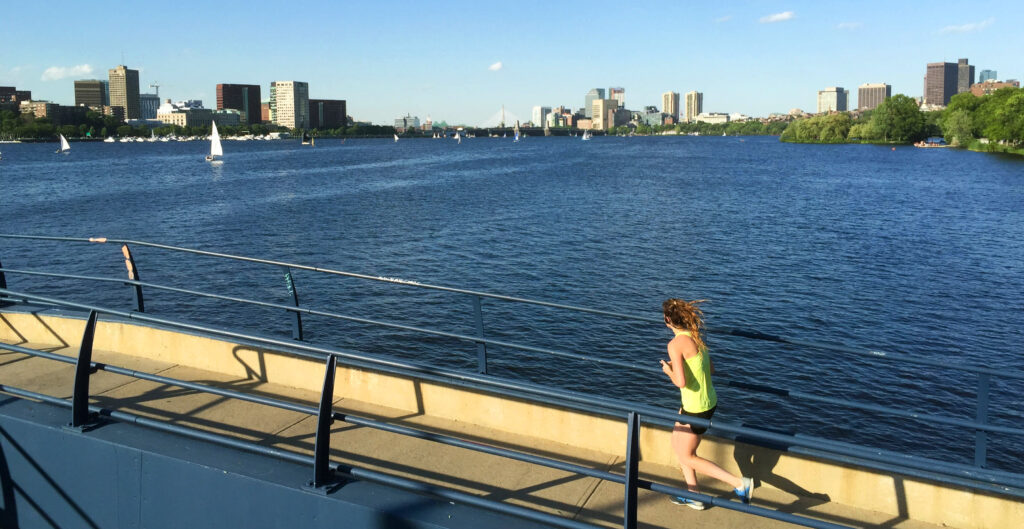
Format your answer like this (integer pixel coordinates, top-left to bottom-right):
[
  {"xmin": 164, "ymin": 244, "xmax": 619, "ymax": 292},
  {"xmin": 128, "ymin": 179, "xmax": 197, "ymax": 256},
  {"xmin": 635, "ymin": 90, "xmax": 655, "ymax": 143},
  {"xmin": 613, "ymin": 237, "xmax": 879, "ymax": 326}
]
[
  {"xmin": 670, "ymin": 496, "xmax": 707, "ymax": 510},
  {"xmin": 734, "ymin": 477, "xmax": 754, "ymax": 504}
]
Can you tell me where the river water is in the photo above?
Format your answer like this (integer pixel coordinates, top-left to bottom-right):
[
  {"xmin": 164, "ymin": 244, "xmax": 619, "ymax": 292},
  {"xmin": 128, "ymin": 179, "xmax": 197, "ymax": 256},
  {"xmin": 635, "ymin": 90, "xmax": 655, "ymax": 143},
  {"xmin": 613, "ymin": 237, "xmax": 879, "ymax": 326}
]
[{"xmin": 1, "ymin": 136, "xmax": 1022, "ymax": 471}]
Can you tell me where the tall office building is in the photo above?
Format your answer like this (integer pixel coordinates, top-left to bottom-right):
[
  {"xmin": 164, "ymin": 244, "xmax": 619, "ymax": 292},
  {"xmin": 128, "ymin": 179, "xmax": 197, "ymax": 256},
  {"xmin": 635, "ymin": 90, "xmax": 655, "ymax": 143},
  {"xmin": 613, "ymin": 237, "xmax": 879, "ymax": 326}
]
[
  {"xmin": 139, "ymin": 93, "xmax": 160, "ymax": 119},
  {"xmin": 608, "ymin": 87, "xmax": 625, "ymax": 107},
  {"xmin": 74, "ymin": 80, "xmax": 107, "ymax": 107},
  {"xmin": 592, "ymin": 99, "xmax": 618, "ymax": 130},
  {"xmin": 957, "ymin": 58, "xmax": 975, "ymax": 94},
  {"xmin": 857, "ymin": 83, "xmax": 891, "ymax": 111},
  {"xmin": 531, "ymin": 106, "xmax": 551, "ymax": 127},
  {"xmin": 979, "ymin": 69, "xmax": 997, "ymax": 83},
  {"xmin": 270, "ymin": 81, "xmax": 309, "ymax": 129},
  {"xmin": 583, "ymin": 88, "xmax": 605, "ymax": 118},
  {"xmin": 662, "ymin": 92, "xmax": 680, "ymax": 122},
  {"xmin": 684, "ymin": 91, "xmax": 702, "ymax": 122},
  {"xmin": 925, "ymin": 59, "xmax": 972, "ymax": 106},
  {"xmin": 816, "ymin": 87, "xmax": 849, "ymax": 113},
  {"xmin": 217, "ymin": 84, "xmax": 263, "ymax": 124},
  {"xmin": 108, "ymin": 65, "xmax": 140, "ymax": 119},
  {"xmin": 309, "ymin": 99, "xmax": 347, "ymax": 129}
]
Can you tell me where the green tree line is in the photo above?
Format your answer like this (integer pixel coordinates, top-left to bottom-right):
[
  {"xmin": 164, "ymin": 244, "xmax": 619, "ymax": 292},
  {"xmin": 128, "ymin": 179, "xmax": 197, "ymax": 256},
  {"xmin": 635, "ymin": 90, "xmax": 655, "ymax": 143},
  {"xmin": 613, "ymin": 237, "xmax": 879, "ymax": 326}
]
[{"xmin": 780, "ymin": 88, "xmax": 1024, "ymax": 154}]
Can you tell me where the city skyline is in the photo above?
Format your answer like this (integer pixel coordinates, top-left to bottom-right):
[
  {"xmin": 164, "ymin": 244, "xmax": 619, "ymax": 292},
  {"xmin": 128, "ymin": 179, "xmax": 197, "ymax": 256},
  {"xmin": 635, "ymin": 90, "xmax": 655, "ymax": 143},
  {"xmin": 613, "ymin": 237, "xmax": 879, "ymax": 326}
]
[{"xmin": 2, "ymin": 1, "xmax": 1021, "ymax": 125}]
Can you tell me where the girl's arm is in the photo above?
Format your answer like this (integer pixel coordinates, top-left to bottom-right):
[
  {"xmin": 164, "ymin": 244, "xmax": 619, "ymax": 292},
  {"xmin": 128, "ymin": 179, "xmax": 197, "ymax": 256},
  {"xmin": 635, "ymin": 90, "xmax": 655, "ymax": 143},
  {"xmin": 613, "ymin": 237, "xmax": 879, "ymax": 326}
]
[{"xmin": 660, "ymin": 339, "xmax": 689, "ymax": 388}]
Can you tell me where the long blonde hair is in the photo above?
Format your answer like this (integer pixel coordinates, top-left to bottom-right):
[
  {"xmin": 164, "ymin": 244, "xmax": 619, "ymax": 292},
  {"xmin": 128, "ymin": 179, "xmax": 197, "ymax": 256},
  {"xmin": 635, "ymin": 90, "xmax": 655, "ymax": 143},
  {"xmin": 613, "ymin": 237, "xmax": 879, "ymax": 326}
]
[{"xmin": 662, "ymin": 298, "xmax": 708, "ymax": 351}]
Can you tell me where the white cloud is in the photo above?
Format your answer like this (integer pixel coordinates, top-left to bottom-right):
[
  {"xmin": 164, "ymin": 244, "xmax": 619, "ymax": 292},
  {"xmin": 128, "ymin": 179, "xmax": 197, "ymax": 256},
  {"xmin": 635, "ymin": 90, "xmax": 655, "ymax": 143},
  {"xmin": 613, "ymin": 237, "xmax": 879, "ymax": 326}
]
[
  {"xmin": 41, "ymin": 64, "xmax": 93, "ymax": 81},
  {"xmin": 715, "ymin": 15, "xmax": 732, "ymax": 23},
  {"xmin": 940, "ymin": 18, "xmax": 994, "ymax": 34},
  {"xmin": 837, "ymin": 22, "xmax": 862, "ymax": 30},
  {"xmin": 759, "ymin": 11, "xmax": 794, "ymax": 23},
  {"xmin": 488, "ymin": 61, "xmax": 503, "ymax": 71}
]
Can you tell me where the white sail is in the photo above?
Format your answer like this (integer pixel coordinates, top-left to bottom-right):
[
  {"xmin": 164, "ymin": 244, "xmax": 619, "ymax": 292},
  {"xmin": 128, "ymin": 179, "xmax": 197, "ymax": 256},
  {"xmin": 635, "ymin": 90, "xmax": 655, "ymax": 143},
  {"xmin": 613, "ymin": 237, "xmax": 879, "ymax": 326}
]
[
  {"xmin": 394, "ymin": 134, "xmax": 399, "ymax": 142},
  {"xmin": 210, "ymin": 122, "xmax": 223, "ymax": 157},
  {"xmin": 59, "ymin": 134, "xmax": 71, "ymax": 152}
]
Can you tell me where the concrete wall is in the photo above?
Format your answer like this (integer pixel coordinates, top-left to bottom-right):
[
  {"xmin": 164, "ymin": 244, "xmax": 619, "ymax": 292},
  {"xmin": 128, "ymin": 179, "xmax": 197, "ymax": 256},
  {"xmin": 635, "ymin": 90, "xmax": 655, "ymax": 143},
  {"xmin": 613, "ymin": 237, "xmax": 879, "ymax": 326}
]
[{"xmin": 2, "ymin": 310, "xmax": 1021, "ymax": 529}]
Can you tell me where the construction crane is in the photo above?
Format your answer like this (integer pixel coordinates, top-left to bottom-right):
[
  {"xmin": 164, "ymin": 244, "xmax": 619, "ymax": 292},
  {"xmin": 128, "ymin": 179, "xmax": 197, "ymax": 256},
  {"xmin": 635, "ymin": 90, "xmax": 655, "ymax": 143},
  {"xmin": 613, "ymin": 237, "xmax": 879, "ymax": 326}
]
[{"xmin": 150, "ymin": 82, "xmax": 160, "ymax": 98}]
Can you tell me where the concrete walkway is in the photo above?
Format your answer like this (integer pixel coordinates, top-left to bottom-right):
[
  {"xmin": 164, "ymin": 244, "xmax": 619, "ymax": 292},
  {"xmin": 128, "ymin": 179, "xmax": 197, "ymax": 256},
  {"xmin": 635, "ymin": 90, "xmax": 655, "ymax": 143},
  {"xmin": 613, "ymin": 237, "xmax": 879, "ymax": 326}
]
[{"xmin": 0, "ymin": 341, "xmax": 948, "ymax": 529}]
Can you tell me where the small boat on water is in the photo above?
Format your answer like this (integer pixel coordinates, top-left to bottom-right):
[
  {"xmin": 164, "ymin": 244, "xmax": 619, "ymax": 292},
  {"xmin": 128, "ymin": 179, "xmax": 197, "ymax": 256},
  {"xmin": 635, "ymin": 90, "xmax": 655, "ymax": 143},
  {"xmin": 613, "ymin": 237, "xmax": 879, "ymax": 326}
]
[
  {"xmin": 205, "ymin": 122, "xmax": 223, "ymax": 162},
  {"xmin": 914, "ymin": 140, "xmax": 952, "ymax": 148},
  {"xmin": 394, "ymin": 134, "xmax": 399, "ymax": 142},
  {"xmin": 103, "ymin": 137, "xmax": 116, "ymax": 143},
  {"xmin": 581, "ymin": 130, "xmax": 592, "ymax": 141},
  {"xmin": 56, "ymin": 134, "xmax": 71, "ymax": 154}
]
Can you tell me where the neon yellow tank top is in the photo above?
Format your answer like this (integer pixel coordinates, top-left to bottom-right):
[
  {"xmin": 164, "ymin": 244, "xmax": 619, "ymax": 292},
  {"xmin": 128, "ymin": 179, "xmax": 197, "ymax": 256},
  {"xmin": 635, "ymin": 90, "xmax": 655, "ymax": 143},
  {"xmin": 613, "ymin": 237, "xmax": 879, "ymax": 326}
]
[{"xmin": 679, "ymin": 338, "xmax": 717, "ymax": 413}]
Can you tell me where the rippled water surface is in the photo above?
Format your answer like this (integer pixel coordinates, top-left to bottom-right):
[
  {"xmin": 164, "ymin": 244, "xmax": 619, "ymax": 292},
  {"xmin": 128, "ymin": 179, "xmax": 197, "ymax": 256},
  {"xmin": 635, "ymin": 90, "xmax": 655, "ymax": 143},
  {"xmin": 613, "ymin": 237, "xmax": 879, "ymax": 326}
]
[{"xmin": 1, "ymin": 136, "xmax": 1022, "ymax": 470}]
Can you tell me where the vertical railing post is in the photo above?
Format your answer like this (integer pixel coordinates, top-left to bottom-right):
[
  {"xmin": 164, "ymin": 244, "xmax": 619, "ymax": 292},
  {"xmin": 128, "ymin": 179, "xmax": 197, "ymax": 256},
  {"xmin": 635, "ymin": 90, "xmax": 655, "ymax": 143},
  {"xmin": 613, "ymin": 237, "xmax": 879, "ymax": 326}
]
[
  {"xmin": 623, "ymin": 411, "xmax": 640, "ymax": 529},
  {"xmin": 121, "ymin": 244, "xmax": 145, "ymax": 312},
  {"xmin": 309, "ymin": 355, "xmax": 338, "ymax": 491},
  {"xmin": 69, "ymin": 310, "xmax": 99, "ymax": 429},
  {"xmin": 284, "ymin": 267, "xmax": 303, "ymax": 341},
  {"xmin": 974, "ymin": 373, "xmax": 990, "ymax": 467},
  {"xmin": 472, "ymin": 296, "xmax": 488, "ymax": 374},
  {"xmin": 0, "ymin": 257, "xmax": 7, "ymax": 305}
]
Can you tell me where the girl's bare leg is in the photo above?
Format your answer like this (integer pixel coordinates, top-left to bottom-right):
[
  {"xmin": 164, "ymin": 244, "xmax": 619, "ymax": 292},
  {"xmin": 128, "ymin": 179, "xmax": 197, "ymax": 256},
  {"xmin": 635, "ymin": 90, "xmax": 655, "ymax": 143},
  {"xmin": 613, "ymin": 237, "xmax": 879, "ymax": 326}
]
[{"xmin": 672, "ymin": 423, "xmax": 743, "ymax": 489}]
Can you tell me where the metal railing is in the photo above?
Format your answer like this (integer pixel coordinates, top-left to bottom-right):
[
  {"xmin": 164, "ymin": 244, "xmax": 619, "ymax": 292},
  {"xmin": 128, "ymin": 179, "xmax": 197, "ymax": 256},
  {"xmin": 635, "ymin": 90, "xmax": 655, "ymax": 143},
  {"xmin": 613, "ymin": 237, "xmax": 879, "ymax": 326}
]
[
  {"xmin": 2, "ymin": 234, "xmax": 1022, "ymax": 471},
  {"xmin": 0, "ymin": 291, "xmax": 861, "ymax": 529},
  {"xmin": 0, "ymin": 236, "xmax": 1022, "ymax": 491}
]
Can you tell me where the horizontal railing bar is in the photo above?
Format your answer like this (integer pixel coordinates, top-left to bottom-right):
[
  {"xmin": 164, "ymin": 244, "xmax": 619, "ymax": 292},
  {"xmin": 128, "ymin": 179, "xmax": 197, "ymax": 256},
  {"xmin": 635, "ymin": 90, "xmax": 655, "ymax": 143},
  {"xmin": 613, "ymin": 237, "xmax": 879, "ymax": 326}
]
[
  {"xmin": 0, "ymin": 341, "xmax": 621, "ymax": 482},
  {"xmin": 2, "ymin": 236, "xmax": 1018, "ymax": 380},
  {"xmin": 3, "ymin": 325, "xmax": 1018, "ymax": 441},
  {"xmin": 0, "ymin": 381, "xmax": 857, "ymax": 529},
  {"xmin": 3, "ymin": 272, "xmax": 1022, "ymax": 438},
  {"xmin": 2, "ymin": 292, "xmax": 1022, "ymax": 489},
  {"xmin": 0, "ymin": 382, "xmax": 602, "ymax": 529},
  {"xmin": 8, "ymin": 334, "xmax": 1019, "ymax": 492}
]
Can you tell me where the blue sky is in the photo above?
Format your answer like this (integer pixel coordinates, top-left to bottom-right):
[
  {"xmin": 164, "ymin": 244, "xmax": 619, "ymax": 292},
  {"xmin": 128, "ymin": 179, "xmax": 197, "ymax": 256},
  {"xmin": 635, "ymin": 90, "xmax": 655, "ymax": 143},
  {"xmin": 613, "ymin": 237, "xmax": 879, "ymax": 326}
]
[{"xmin": 2, "ymin": 1, "xmax": 1020, "ymax": 125}]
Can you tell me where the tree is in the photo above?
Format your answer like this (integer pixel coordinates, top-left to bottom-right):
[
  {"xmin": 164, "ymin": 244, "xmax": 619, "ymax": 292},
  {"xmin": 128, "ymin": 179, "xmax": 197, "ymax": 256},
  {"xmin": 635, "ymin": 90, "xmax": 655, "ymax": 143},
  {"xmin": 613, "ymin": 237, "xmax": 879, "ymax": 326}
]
[
  {"xmin": 941, "ymin": 110, "xmax": 974, "ymax": 146},
  {"xmin": 870, "ymin": 94, "xmax": 925, "ymax": 142}
]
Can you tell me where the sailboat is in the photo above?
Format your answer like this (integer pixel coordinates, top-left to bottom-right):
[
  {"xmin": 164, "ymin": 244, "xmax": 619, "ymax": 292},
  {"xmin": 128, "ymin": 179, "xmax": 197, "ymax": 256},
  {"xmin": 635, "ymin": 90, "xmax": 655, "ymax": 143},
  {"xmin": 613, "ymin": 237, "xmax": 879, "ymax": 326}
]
[
  {"xmin": 454, "ymin": 132, "xmax": 461, "ymax": 144},
  {"xmin": 301, "ymin": 132, "xmax": 311, "ymax": 145},
  {"xmin": 581, "ymin": 130, "xmax": 592, "ymax": 141},
  {"xmin": 513, "ymin": 121, "xmax": 520, "ymax": 142},
  {"xmin": 55, "ymin": 134, "xmax": 71, "ymax": 154},
  {"xmin": 394, "ymin": 134, "xmax": 399, "ymax": 142},
  {"xmin": 205, "ymin": 121, "xmax": 223, "ymax": 162}
]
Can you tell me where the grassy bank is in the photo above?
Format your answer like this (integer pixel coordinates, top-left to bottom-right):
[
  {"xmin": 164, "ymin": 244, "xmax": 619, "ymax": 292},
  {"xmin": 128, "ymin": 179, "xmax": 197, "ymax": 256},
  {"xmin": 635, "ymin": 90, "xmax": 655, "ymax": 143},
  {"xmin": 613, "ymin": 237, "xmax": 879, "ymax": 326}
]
[{"xmin": 965, "ymin": 140, "xmax": 1024, "ymax": 157}]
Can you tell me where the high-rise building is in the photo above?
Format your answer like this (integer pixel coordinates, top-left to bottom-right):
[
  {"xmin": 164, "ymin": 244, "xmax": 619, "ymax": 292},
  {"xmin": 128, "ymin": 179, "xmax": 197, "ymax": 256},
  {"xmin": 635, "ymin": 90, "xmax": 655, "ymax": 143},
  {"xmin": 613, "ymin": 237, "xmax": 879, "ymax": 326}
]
[
  {"xmin": 592, "ymin": 99, "xmax": 618, "ymax": 130},
  {"xmin": 925, "ymin": 59, "xmax": 972, "ymax": 106},
  {"xmin": 957, "ymin": 58, "xmax": 975, "ymax": 95},
  {"xmin": 270, "ymin": 81, "xmax": 309, "ymax": 129},
  {"xmin": 0, "ymin": 87, "xmax": 32, "ymax": 104},
  {"xmin": 685, "ymin": 91, "xmax": 703, "ymax": 122},
  {"xmin": 74, "ymin": 80, "xmax": 107, "ymax": 108},
  {"xmin": 531, "ymin": 106, "xmax": 551, "ymax": 127},
  {"xmin": 662, "ymin": 92, "xmax": 680, "ymax": 122},
  {"xmin": 608, "ymin": 87, "xmax": 625, "ymax": 108},
  {"xmin": 108, "ymin": 65, "xmax": 140, "ymax": 119},
  {"xmin": 139, "ymin": 93, "xmax": 160, "ymax": 119},
  {"xmin": 217, "ymin": 84, "xmax": 263, "ymax": 125},
  {"xmin": 309, "ymin": 99, "xmax": 347, "ymax": 130},
  {"xmin": 979, "ymin": 69, "xmax": 997, "ymax": 83},
  {"xmin": 583, "ymin": 88, "xmax": 605, "ymax": 118},
  {"xmin": 394, "ymin": 114, "xmax": 419, "ymax": 131},
  {"xmin": 816, "ymin": 87, "xmax": 849, "ymax": 113},
  {"xmin": 857, "ymin": 83, "xmax": 891, "ymax": 111}
]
